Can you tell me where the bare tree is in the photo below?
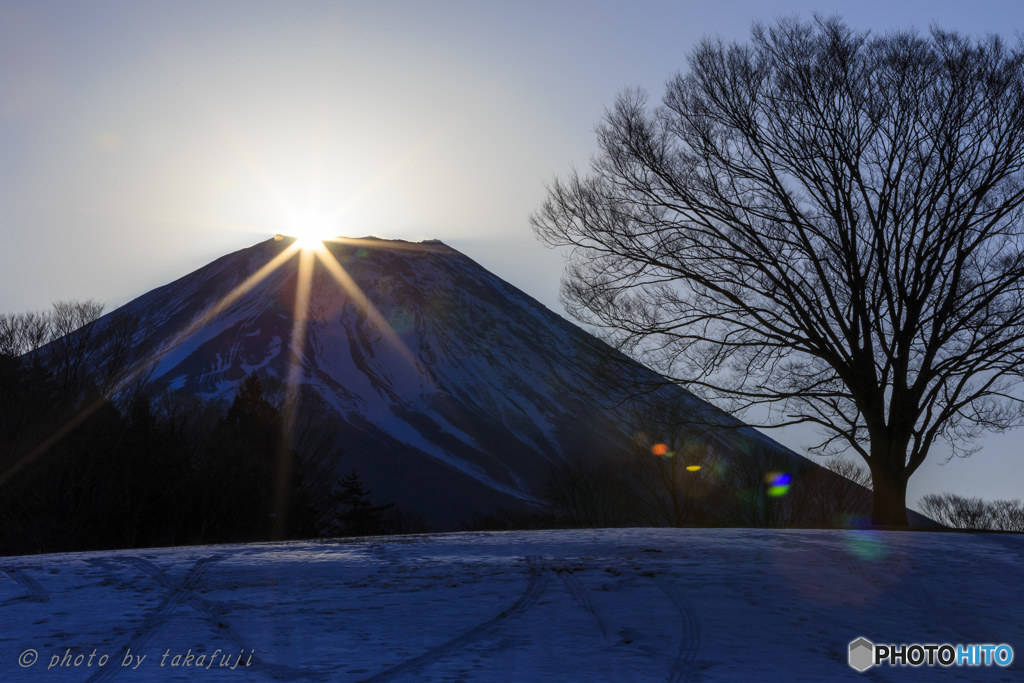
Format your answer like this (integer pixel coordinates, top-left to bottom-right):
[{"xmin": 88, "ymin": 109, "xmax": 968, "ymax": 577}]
[
  {"xmin": 18, "ymin": 299, "xmax": 153, "ymax": 402},
  {"xmin": 712, "ymin": 439, "xmax": 810, "ymax": 528},
  {"xmin": 620, "ymin": 400, "xmax": 726, "ymax": 526},
  {"xmin": 541, "ymin": 457, "xmax": 633, "ymax": 528},
  {"xmin": 532, "ymin": 16, "xmax": 1024, "ymax": 526},
  {"xmin": 46, "ymin": 299, "xmax": 105, "ymax": 394},
  {"xmin": 0, "ymin": 311, "xmax": 51, "ymax": 357},
  {"xmin": 919, "ymin": 492, "xmax": 1024, "ymax": 531},
  {"xmin": 802, "ymin": 458, "xmax": 872, "ymax": 526},
  {"xmin": 623, "ymin": 438, "xmax": 722, "ymax": 527}
]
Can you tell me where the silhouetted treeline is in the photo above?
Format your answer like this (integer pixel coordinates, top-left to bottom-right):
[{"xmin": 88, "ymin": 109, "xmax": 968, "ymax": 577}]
[
  {"xmin": 458, "ymin": 402, "xmax": 879, "ymax": 533},
  {"xmin": 0, "ymin": 302, "xmax": 420, "ymax": 555},
  {"xmin": 2, "ymin": 300, "xmax": 894, "ymax": 552},
  {"xmin": 520, "ymin": 396, "xmax": 875, "ymax": 530},
  {"xmin": 535, "ymin": 446, "xmax": 873, "ymax": 529},
  {"xmin": 462, "ymin": 403, "xmax": 877, "ymax": 533},
  {"xmin": 919, "ymin": 493, "xmax": 1024, "ymax": 531}
]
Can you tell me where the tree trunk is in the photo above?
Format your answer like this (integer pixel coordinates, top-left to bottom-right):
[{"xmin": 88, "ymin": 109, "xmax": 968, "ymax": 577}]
[{"xmin": 868, "ymin": 457, "xmax": 910, "ymax": 527}]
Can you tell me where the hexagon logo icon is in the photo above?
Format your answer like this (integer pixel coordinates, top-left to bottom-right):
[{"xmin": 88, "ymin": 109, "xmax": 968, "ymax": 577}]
[{"xmin": 848, "ymin": 637, "xmax": 874, "ymax": 672}]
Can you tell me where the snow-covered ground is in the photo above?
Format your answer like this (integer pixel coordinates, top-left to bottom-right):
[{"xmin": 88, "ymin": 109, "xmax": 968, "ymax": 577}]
[{"xmin": 1, "ymin": 529, "xmax": 1020, "ymax": 681}]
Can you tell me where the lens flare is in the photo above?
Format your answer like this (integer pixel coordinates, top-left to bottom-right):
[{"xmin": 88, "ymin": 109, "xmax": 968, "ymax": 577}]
[
  {"xmin": 765, "ymin": 472, "xmax": 791, "ymax": 497},
  {"xmin": 686, "ymin": 465, "xmax": 701, "ymax": 472},
  {"xmin": 845, "ymin": 530, "xmax": 887, "ymax": 561},
  {"xmin": 387, "ymin": 305, "xmax": 415, "ymax": 335},
  {"xmin": 651, "ymin": 443, "xmax": 669, "ymax": 457}
]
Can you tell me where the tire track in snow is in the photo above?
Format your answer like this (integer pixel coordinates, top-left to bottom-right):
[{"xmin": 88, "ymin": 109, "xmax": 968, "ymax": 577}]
[
  {"xmin": 361, "ymin": 559, "xmax": 551, "ymax": 682},
  {"xmin": 0, "ymin": 567, "xmax": 49, "ymax": 604},
  {"xmin": 90, "ymin": 556, "xmax": 327, "ymax": 681},
  {"xmin": 124, "ymin": 557, "xmax": 261, "ymax": 662},
  {"xmin": 556, "ymin": 567, "xmax": 611, "ymax": 641},
  {"xmin": 655, "ymin": 578, "xmax": 700, "ymax": 683},
  {"xmin": 86, "ymin": 556, "xmax": 223, "ymax": 683}
]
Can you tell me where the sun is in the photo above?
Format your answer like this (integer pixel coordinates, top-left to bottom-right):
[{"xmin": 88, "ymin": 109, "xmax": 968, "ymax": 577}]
[{"xmin": 282, "ymin": 211, "xmax": 336, "ymax": 251}]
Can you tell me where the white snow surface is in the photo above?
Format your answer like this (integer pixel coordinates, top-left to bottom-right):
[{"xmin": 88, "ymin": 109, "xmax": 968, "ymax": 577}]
[{"xmin": 1, "ymin": 528, "xmax": 1021, "ymax": 681}]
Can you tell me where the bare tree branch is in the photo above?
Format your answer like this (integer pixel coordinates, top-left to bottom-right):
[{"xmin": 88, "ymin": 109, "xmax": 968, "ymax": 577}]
[{"xmin": 533, "ymin": 16, "xmax": 1024, "ymax": 526}]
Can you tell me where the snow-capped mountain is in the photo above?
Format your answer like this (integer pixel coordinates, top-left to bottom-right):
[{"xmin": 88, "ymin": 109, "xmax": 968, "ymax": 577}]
[{"xmin": 88, "ymin": 237, "xmax": 829, "ymax": 523}]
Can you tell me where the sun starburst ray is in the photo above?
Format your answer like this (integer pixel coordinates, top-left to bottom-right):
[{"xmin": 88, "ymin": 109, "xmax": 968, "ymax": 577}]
[
  {"xmin": 315, "ymin": 246, "xmax": 419, "ymax": 371},
  {"xmin": 176, "ymin": 242, "xmax": 302, "ymax": 338},
  {"xmin": 0, "ymin": 242, "xmax": 303, "ymax": 487},
  {"xmin": 283, "ymin": 246, "xmax": 316, "ymax": 422},
  {"xmin": 273, "ymin": 246, "xmax": 316, "ymax": 538}
]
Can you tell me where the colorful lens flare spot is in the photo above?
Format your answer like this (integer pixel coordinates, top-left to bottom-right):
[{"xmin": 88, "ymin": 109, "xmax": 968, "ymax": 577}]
[
  {"xmin": 686, "ymin": 465, "xmax": 701, "ymax": 472},
  {"xmin": 387, "ymin": 306, "xmax": 414, "ymax": 335},
  {"xmin": 651, "ymin": 443, "xmax": 669, "ymax": 457},
  {"xmin": 845, "ymin": 530, "xmax": 887, "ymax": 561},
  {"xmin": 765, "ymin": 472, "xmax": 791, "ymax": 497}
]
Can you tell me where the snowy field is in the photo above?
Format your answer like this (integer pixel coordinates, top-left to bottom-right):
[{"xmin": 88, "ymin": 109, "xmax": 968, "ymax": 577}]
[{"xmin": 0, "ymin": 528, "xmax": 1021, "ymax": 682}]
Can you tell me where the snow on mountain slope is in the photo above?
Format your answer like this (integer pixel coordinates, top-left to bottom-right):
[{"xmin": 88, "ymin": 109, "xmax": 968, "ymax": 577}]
[{"xmin": 0, "ymin": 528, "xmax": 1020, "ymax": 681}]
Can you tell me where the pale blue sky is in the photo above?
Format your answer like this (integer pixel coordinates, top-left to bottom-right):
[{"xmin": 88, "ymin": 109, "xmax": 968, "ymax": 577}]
[{"xmin": 1, "ymin": 0, "xmax": 1022, "ymax": 506}]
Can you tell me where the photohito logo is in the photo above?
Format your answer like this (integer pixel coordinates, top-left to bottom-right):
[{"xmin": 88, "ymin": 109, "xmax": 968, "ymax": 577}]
[{"xmin": 849, "ymin": 637, "xmax": 1014, "ymax": 672}]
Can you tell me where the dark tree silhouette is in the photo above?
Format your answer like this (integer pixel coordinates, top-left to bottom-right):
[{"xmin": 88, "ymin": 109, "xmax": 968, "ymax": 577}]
[
  {"xmin": 532, "ymin": 17, "xmax": 1024, "ymax": 526},
  {"xmin": 919, "ymin": 492, "xmax": 1024, "ymax": 531},
  {"xmin": 541, "ymin": 457, "xmax": 633, "ymax": 528},
  {"xmin": 619, "ymin": 402, "xmax": 725, "ymax": 527},
  {"xmin": 327, "ymin": 469, "xmax": 395, "ymax": 536},
  {"xmin": 1, "ymin": 302, "xmax": 355, "ymax": 553},
  {"xmin": 199, "ymin": 374, "xmax": 283, "ymax": 540}
]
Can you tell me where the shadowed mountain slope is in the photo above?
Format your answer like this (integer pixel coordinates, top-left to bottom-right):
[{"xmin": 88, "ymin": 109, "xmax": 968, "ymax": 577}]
[{"xmin": 81, "ymin": 237, "xmax": 923, "ymax": 526}]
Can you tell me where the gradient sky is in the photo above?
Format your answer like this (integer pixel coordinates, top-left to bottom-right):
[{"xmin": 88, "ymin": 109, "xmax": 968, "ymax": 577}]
[{"xmin": 2, "ymin": 0, "xmax": 1022, "ymax": 508}]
